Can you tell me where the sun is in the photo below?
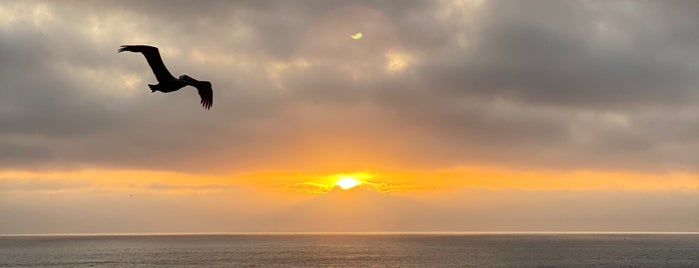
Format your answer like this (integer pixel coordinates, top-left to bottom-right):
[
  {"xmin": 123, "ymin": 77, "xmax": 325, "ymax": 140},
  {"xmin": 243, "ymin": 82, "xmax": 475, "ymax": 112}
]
[{"xmin": 336, "ymin": 176, "xmax": 361, "ymax": 190}]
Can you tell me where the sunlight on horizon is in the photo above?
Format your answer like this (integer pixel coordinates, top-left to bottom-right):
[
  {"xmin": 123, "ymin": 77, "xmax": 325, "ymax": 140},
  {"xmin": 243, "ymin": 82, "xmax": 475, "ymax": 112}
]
[
  {"xmin": 3, "ymin": 168, "xmax": 696, "ymax": 196},
  {"xmin": 336, "ymin": 176, "xmax": 361, "ymax": 190}
]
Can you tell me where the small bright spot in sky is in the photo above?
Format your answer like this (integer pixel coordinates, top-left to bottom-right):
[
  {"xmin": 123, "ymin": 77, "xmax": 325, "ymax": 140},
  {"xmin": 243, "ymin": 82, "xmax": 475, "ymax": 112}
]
[
  {"xmin": 336, "ymin": 177, "xmax": 361, "ymax": 190},
  {"xmin": 351, "ymin": 32, "xmax": 363, "ymax": 40},
  {"xmin": 384, "ymin": 51, "xmax": 412, "ymax": 73}
]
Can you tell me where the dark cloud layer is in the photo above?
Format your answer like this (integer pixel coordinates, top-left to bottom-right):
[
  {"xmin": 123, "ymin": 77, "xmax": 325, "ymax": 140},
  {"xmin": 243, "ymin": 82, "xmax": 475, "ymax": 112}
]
[{"xmin": 1, "ymin": 0, "xmax": 697, "ymax": 173}]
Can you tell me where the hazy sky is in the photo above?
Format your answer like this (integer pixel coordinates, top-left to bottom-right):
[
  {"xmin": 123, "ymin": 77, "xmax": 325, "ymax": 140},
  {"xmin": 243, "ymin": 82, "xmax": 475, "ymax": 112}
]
[{"xmin": 1, "ymin": 0, "xmax": 697, "ymax": 233}]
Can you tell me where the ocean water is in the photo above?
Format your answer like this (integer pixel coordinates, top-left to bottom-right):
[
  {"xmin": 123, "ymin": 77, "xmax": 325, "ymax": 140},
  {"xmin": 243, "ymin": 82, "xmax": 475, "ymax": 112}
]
[{"xmin": 1, "ymin": 234, "xmax": 698, "ymax": 267}]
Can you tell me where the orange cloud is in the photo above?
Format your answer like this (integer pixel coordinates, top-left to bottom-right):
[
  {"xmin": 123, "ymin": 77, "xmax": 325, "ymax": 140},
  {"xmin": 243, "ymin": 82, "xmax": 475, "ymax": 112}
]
[
  {"xmin": 2, "ymin": 167, "xmax": 696, "ymax": 196},
  {"xmin": 225, "ymin": 167, "xmax": 698, "ymax": 193}
]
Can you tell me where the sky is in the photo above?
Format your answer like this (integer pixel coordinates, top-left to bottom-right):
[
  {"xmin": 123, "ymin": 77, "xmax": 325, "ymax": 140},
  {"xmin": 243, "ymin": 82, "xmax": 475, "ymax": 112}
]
[{"xmin": 1, "ymin": 0, "xmax": 697, "ymax": 234}]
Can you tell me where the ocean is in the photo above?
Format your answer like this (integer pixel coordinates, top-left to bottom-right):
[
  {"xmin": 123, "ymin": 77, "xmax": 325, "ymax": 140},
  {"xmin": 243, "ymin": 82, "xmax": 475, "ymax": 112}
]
[{"xmin": 1, "ymin": 234, "xmax": 697, "ymax": 267}]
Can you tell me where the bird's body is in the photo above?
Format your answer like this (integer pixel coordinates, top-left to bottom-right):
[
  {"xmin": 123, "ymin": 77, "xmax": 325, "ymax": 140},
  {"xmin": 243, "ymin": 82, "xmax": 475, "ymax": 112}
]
[
  {"xmin": 118, "ymin": 45, "xmax": 213, "ymax": 109},
  {"xmin": 148, "ymin": 78, "xmax": 186, "ymax": 93}
]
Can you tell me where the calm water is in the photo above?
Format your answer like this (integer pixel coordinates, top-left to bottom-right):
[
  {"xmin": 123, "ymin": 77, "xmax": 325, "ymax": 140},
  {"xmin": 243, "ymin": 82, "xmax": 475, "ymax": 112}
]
[{"xmin": 1, "ymin": 234, "xmax": 698, "ymax": 267}]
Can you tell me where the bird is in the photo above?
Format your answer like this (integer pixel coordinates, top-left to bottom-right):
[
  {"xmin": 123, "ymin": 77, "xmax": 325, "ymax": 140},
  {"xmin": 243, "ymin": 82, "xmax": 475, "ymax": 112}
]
[{"xmin": 118, "ymin": 45, "xmax": 213, "ymax": 109}]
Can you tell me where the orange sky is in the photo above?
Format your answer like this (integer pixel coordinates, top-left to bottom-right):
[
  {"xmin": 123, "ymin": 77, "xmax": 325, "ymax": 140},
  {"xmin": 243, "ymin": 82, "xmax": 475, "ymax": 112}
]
[
  {"xmin": 2, "ymin": 167, "xmax": 697, "ymax": 233},
  {"xmin": 2, "ymin": 167, "xmax": 696, "ymax": 195}
]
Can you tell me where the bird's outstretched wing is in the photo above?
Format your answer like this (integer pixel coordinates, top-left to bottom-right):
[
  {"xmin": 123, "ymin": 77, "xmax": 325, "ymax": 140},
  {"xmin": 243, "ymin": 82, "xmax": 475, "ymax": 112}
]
[
  {"xmin": 118, "ymin": 45, "xmax": 176, "ymax": 83},
  {"xmin": 196, "ymin": 81, "xmax": 213, "ymax": 110},
  {"xmin": 180, "ymin": 75, "xmax": 213, "ymax": 110}
]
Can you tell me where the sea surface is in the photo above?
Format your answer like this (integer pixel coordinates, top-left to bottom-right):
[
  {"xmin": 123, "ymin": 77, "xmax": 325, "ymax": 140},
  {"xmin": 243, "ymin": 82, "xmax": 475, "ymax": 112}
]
[{"xmin": 1, "ymin": 233, "xmax": 698, "ymax": 267}]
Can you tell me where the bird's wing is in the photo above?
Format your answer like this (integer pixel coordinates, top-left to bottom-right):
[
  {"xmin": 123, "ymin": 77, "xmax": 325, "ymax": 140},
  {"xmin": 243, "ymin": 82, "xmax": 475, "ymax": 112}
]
[
  {"xmin": 196, "ymin": 81, "xmax": 214, "ymax": 110},
  {"xmin": 181, "ymin": 76, "xmax": 213, "ymax": 110},
  {"xmin": 118, "ymin": 45, "xmax": 176, "ymax": 83}
]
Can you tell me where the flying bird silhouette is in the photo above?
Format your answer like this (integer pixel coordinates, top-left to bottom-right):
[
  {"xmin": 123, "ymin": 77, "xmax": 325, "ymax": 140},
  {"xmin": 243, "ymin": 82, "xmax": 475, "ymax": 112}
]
[{"xmin": 118, "ymin": 45, "xmax": 213, "ymax": 109}]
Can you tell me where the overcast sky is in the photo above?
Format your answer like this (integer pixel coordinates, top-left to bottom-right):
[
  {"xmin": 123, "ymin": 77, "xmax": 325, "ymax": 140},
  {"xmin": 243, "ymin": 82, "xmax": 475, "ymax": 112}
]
[{"xmin": 1, "ymin": 0, "xmax": 697, "ymax": 233}]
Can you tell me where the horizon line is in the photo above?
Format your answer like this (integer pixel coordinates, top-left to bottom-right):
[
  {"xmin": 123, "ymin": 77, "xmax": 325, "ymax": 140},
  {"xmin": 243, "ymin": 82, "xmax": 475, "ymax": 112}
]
[{"xmin": 3, "ymin": 231, "xmax": 699, "ymax": 237}]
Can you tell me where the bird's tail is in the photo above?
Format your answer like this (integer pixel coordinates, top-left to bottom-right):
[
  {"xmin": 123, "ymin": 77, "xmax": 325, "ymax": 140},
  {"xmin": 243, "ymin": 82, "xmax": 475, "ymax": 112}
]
[{"xmin": 148, "ymin": 84, "xmax": 158, "ymax": 93}]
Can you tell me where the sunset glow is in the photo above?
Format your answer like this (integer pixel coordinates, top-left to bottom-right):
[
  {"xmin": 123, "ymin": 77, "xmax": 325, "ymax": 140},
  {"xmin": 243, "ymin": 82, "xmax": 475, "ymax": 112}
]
[{"xmin": 336, "ymin": 176, "xmax": 361, "ymax": 190}]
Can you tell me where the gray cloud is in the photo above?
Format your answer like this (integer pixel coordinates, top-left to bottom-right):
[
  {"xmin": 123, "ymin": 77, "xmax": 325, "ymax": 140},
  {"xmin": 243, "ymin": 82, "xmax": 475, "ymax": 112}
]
[
  {"xmin": 1, "ymin": 0, "xmax": 697, "ymax": 173},
  {"xmin": 415, "ymin": 0, "xmax": 699, "ymax": 106}
]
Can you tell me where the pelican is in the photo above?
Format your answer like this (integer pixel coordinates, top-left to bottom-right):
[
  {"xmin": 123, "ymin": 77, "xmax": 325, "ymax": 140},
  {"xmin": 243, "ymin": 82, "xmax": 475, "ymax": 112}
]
[{"xmin": 118, "ymin": 45, "xmax": 213, "ymax": 109}]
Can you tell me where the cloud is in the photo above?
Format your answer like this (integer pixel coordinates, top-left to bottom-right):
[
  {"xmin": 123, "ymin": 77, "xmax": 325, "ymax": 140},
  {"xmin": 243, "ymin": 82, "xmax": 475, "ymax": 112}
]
[{"xmin": 0, "ymin": 0, "xmax": 697, "ymax": 175}]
